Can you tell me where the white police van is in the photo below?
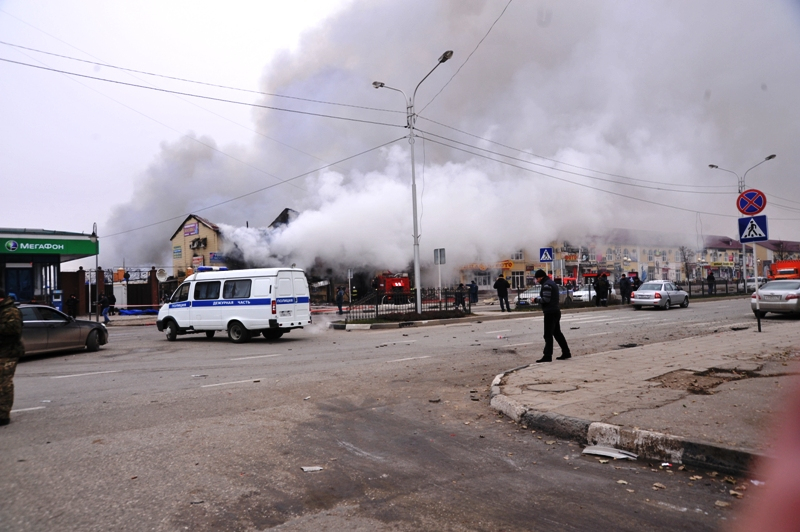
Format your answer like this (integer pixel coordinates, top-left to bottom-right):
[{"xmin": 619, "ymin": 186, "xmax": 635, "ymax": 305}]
[{"xmin": 156, "ymin": 267, "xmax": 311, "ymax": 343}]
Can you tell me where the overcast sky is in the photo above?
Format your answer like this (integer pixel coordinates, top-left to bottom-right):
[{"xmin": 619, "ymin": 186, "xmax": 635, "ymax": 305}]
[{"xmin": 2, "ymin": 0, "xmax": 799, "ymax": 278}]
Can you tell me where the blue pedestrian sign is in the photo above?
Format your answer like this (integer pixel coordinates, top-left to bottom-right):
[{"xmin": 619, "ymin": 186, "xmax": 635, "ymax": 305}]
[
  {"xmin": 738, "ymin": 215, "xmax": 768, "ymax": 243},
  {"xmin": 539, "ymin": 247, "xmax": 554, "ymax": 262}
]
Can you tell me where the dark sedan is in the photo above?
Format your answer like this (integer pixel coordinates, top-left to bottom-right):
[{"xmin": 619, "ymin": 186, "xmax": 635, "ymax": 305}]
[{"xmin": 19, "ymin": 304, "xmax": 108, "ymax": 356}]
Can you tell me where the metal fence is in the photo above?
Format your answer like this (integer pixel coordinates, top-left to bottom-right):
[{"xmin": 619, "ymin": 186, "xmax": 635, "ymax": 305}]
[
  {"xmin": 679, "ymin": 279, "xmax": 754, "ymax": 297},
  {"xmin": 345, "ymin": 288, "xmax": 471, "ymax": 322}
]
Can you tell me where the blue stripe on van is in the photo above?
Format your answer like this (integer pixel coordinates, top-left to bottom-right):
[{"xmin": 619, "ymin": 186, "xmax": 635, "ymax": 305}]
[
  {"xmin": 192, "ymin": 298, "xmax": 272, "ymax": 307},
  {"xmin": 275, "ymin": 296, "xmax": 310, "ymax": 304}
]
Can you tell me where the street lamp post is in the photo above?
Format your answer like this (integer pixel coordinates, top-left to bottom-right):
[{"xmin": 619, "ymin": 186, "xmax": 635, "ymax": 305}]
[
  {"xmin": 373, "ymin": 50, "xmax": 453, "ymax": 314},
  {"xmin": 709, "ymin": 154, "xmax": 776, "ymax": 291},
  {"xmin": 90, "ymin": 223, "xmax": 99, "ymax": 322}
]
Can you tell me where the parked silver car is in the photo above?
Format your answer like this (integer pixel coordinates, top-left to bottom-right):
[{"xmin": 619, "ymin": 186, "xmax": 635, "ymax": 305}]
[
  {"xmin": 751, "ymin": 280, "xmax": 800, "ymax": 318},
  {"xmin": 19, "ymin": 304, "xmax": 108, "ymax": 356},
  {"xmin": 631, "ymin": 281, "xmax": 689, "ymax": 310}
]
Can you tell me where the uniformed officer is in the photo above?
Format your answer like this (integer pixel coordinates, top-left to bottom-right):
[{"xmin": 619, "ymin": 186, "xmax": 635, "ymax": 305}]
[{"xmin": 0, "ymin": 288, "xmax": 24, "ymax": 425}]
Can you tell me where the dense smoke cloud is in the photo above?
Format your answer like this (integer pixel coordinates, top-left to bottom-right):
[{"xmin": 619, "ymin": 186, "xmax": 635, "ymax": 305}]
[{"xmin": 103, "ymin": 0, "xmax": 800, "ymax": 283}]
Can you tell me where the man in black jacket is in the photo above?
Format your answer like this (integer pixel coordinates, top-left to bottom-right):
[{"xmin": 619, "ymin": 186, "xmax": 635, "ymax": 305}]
[
  {"xmin": 534, "ymin": 269, "xmax": 571, "ymax": 363},
  {"xmin": 493, "ymin": 275, "xmax": 511, "ymax": 312}
]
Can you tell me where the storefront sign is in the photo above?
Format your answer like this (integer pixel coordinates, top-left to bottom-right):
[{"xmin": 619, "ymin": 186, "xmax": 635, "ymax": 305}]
[
  {"xmin": 192, "ymin": 255, "xmax": 204, "ymax": 266},
  {"xmin": 1, "ymin": 237, "xmax": 97, "ymax": 255},
  {"xmin": 184, "ymin": 222, "xmax": 199, "ymax": 236},
  {"xmin": 210, "ymin": 252, "xmax": 225, "ymax": 263},
  {"xmin": 173, "ymin": 246, "xmax": 182, "ymax": 258}
]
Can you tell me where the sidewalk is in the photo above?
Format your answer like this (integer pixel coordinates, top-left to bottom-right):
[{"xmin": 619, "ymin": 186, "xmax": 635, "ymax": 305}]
[
  {"xmin": 490, "ymin": 319, "xmax": 800, "ymax": 474},
  {"xmin": 77, "ymin": 313, "xmax": 157, "ymax": 326}
]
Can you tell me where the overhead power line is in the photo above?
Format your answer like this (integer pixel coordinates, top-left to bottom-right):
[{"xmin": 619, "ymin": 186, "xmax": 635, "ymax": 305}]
[
  {"xmin": 420, "ymin": 135, "xmax": 754, "ymax": 220},
  {"xmin": 104, "ymin": 137, "xmax": 405, "ymax": 238},
  {"xmin": 418, "ymin": 116, "xmax": 730, "ymax": 190},
  {"xmin": 0, "ymin": 39, "xmax": 402, "ymax": 116},
  {"xmin": 0, "ymin": 57, "xmax": 404, "ymax": 129},
  {"xmin": 417, "ymin": 129, "xmax": 732, "ymax": 195}
]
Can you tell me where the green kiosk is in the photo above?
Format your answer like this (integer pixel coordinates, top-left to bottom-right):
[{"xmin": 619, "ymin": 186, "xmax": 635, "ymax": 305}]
[{"xmin": 0, "ymin": 228, "xmax": 98, "ymax": 305}]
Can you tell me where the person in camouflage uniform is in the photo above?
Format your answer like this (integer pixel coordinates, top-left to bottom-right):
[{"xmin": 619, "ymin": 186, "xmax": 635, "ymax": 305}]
[{"xmin": 0, "ymin": 288, "xmax": 24, "ymax": 425}]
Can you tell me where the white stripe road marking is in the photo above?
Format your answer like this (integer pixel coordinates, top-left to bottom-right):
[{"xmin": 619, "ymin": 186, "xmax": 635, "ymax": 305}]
[
  {"xmin": 388, "ymin": 356, "xmax": 431, "ymax": 363},
  {"xmin": 230, "ymin": 354, "xmax": 282, "ymax": 361},
  {"xmin": 51, "ymin": 371, "xmax": 119, "ymax": 379},
  {"xmin": 201, "ymin": 378, "xmax": 267, "ymax": 388},
  {"xmin": 10, "ymin": 406, "xmax": 46, "ymax": 413},
  {"xmin": 486, "ymin": 329, "xmax": 511, "ymax": 334}
]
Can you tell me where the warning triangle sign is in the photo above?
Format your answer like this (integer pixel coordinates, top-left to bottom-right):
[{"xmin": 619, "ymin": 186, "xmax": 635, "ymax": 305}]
[{"xmin": 741, "ymin": 218, "xmax": 766, "ymax": 239}]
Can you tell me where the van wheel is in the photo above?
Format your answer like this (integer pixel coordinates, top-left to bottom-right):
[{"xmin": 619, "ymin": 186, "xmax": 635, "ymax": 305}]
[
  {"xmin": 86, "ymin": 330, "xmax": 100, "ymax": 352},
  {"xmin": 165, "ymin": 321, "xmax": 178, "ymax": 341},
  {"xmin": 205, "ymin": 331, "xmax": 215, "ymax": 339},
  {"xmin": 228, "ymin": 321, "xmax": 251, "ymax": 343},
  {"xmin": 263, "ymin": 330, "xmax": 283, "ymax": 340}
]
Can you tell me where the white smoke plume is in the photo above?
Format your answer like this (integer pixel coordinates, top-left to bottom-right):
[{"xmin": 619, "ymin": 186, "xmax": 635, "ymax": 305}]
[{"xmin": 103, "ymin": 0, "xmax": 800, "ymax": 283}]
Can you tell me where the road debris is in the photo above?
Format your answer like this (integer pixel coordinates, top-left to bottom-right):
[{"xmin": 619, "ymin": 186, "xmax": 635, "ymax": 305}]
[
  {"xmin": 730, "ymin": 490, "xmax": 744, "ymax": 498},
  {"xmin": 301, "ymin": 466, "xmax": 323, "ymax": 472},
  {"xmin": 582, "ymin": 445, "xmax": 638, "ymax": 460},
  {"xmin": 617, "ymin": 480, "xmax": 628, "ymax": 485},
  {"xmin": 429, "ymin": 398, "xmax": 441, "ymax": 403},
  {"xmin": 653, "ymin": 483, "xmax": 667, "ymax": 490},
  {"xmin": 715, "ymin": 501, "xmax": 731, "ymax": 508}
]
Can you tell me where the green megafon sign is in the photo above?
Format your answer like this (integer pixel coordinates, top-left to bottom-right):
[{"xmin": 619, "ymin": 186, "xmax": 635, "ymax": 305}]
[{"xmin": 1, "ymin": 238, "xmax": 98, "ymax": 255}]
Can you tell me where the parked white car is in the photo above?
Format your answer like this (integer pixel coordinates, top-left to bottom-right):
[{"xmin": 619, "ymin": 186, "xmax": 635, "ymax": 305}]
[{"xmin": 572, "ymin": 284, "xmax": 617, "ymax": 305}]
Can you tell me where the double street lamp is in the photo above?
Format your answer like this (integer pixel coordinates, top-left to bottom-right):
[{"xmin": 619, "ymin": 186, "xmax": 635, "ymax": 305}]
[
  {"xmin": 708, "ymin": 154, "xmax": 776, "ymax": 288},
  {"xmin": 373, "ymin": 50, "xmax": 453, "ymax": 314}
]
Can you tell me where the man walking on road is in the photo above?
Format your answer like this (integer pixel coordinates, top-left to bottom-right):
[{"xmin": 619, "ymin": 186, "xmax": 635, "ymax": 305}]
[
  {"xmin": 0, "ymin": 288, "xmax": 24, "ymax": 426},
  {"xmin": 493, "ymin": 274, "xmax": 511, "ymax": 312},
  {"xmin": 534, "ymin": 269, "xmax": 571, "ymax": 363}
]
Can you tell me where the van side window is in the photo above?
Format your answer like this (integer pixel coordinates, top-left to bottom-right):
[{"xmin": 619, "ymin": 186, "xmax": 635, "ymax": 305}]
[
  {"xmin": 223, "ymin": 280, "xmax": 251, "ymax": 299},
  {"xmin": 174, "ymin": 284, "xmax": 190, "ymax": 302},
  {"xmin": 194, "ymin": 281, "xmax": 221, "ymax": 300}
]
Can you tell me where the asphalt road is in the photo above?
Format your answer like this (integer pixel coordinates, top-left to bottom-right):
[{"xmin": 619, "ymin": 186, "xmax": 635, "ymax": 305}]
[{"xmin": 1, "ymin": 298, "xmax": 755, "ymax": 531}]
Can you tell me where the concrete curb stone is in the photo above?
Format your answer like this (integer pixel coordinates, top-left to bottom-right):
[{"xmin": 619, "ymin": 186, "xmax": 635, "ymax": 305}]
[{"xmin": 489, "ymin": 367, "xmax": 758, "ymax": 475}]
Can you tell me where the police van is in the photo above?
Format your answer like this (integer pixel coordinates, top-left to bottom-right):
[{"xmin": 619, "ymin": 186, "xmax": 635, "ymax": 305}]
[{"xmin": 156, "ymin": 267, "xmax": 311, "ymax": 343}]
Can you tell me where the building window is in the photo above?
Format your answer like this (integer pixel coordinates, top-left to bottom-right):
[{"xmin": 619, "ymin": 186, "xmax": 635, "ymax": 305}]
[
  {"xmin": 648, "ymin": 250, "xmax": 654, "ymax": 261},
  {"xmin": 511, "ymin": 271, "xmax": 525, "ymax": 289},
  {"xmin": 511, "ymin": 250, "xmax": 524, "ymax": 261}
]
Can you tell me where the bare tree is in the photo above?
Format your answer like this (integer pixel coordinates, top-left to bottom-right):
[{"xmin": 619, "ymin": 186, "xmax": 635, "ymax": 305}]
[
  {"xmin": 677, "ymin": 246, "xmax": 695, "ymax": 281},
  {"xmin": 774, "ymin": 241, "xmax": 790, "ymax": 261}
]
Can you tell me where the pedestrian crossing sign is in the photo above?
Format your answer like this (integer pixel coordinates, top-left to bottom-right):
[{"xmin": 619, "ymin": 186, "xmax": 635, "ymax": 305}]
[
  {"xmin": 738, "ymin": 215, "xmax": 768, "ymax": 243},
  {"xmin": 539, "ymin": 247, "xmax": 554, "ymax": 262}
]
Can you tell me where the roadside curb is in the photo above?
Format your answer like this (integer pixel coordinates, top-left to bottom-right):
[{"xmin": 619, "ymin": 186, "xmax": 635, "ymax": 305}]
[{"xmin": 490, "ymin": 367, "xmax": 760, "ymax": 475}]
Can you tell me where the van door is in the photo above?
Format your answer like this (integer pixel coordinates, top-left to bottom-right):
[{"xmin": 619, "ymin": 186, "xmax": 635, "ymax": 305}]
[
  {"xmin": 292, "ymin": 271, "xmax": 310, "ymax": 323},
  {"xmin": 191, "ymin": 280, "xmax": 222, "ymax": 329},
  {"xmin": 275, "ymin": 271, "xmax": 295, "ymax": 325},
  {"xmin": 168, "ymin": 283, "xmax": 192, "ymax": 327}
]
